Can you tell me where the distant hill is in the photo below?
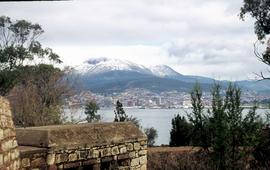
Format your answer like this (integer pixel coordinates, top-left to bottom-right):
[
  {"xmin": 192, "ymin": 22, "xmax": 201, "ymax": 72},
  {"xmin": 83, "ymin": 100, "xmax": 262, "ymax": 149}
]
[
  {"xmin": 72, "ymin": 57, "xmax": 270, "ymax": 94},
  {"xmin": 236, "ymin": 80, "xmax": 270, "ymax": 94},
  {"xmin": 79, "ymin": 70, "xmax": 212, "ymax": 94}
]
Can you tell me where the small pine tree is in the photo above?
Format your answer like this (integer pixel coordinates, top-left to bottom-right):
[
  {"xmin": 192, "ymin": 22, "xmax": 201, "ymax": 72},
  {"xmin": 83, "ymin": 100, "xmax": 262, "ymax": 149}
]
[
  {"xmin": 224, "ymin": 83, "xmax": 244, "ymax": 169},
  {"xmin": 114, "ymin": 100, "xmax": 127, "ymax": 122},
  {"xmin": 209, "ymin": 83, "xmax": 228, "ymax": 169},
  {"xmin": 188, "ymin": 83, "xmax": 210, "ymax": 148},
  {"xmin": 84, "ymin": 100, "xmax": 100, "ymax": 123}
]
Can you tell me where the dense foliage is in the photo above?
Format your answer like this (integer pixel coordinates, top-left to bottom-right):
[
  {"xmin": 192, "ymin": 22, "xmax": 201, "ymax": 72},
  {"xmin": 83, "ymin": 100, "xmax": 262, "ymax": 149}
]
[
  {"xmin": 0, "ymin": 16, "xmax": 61, "ymax": 95},
  {"xmin": 0, "ymin": 16, "xmax": 70, "ymax": 127},
  {"xmin": 170, "ymin": 115, "xmax": 191, "ymax": 146},
  {"xmin": 8, "ymin": 64, "xmax": 70, "ymax": 127},
  {"xmin": 240, "ymin": 0, "xmax": 270, "ymax": 41},
  {"xmin": 170, "ymin": 83, "xmax": 270, "ymax": 169}
]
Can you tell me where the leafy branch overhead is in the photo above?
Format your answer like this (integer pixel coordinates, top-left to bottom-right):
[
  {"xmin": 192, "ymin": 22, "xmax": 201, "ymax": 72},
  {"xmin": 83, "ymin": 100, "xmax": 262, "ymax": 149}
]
[
  {"xmin": 240, "ymin": 0, "xmax": 270, "ymax": 79},
  {"xmin": 0, "ymin": 15, "xmax": 61, "ymax": 70}
]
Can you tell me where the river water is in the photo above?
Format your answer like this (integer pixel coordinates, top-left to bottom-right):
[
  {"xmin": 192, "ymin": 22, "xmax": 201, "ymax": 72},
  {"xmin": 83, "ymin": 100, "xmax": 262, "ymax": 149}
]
[{"xmin": 66, "ymin": 108, "xmax": 269, "ymax": 146}]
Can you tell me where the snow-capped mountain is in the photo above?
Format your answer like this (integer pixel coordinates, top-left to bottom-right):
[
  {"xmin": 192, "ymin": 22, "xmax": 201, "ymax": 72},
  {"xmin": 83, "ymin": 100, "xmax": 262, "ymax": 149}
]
[
  {"xmin": 76, "ymin": 57, "xmax": 152, "ymax": 75},
  {"xmin": 150, "ymin": 65, "xmax": 182, "ymax": 77},
  {"xmin": 72, "ymin": 57, "xmax": 270, "ymax": 94},
  {"xmin": 76, "ymin": 57, "xmax": 182, "ymax": 78}
]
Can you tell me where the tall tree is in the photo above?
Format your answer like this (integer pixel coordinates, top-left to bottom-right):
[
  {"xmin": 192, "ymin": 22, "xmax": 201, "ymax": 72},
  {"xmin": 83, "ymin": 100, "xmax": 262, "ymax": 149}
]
[
  {"xmin": 0, "ymin": 16, "xmax": 61, "ymax": 70},
  {"xmin": 240, "ymin": 2, "xmax": 270, "ymax": 167},
  {"xmin": 188, "ymin": 83, "xmax": 210, "ymax": 148},
  {"xmin": 224, "ymin": 83, "xmax": 243, "ymax": 169},
  {"xmin": 209, "ymin": 84, "xmax": 228, "ymax": 169},
  {"xmin": 0, "ymin": 16, "xmax": 61, "ymax": 95},
  {"xmin": 0, "ymin": 16, "xmax": 71, "ymax": 127}
]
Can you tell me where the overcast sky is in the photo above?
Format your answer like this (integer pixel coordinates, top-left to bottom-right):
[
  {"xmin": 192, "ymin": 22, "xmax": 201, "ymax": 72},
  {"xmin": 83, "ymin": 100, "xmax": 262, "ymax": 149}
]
[{"xmin": 1, "ymin": 0, "xmax": 268, "ymax": 80}]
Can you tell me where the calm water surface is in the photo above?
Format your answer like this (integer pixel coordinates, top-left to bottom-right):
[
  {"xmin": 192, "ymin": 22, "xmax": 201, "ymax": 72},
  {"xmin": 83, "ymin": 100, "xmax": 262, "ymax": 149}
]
[
  {"xmin": 99, "ymin": 108, "xmax": 188, "ymax": 145},
  {"xmin": 70, "ymin": 108, "xmax": 269, "ymax": 146}
]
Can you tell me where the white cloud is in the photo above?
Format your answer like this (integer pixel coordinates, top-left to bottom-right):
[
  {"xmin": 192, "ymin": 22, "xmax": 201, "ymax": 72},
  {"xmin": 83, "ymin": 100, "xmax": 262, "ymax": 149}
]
[{"xmin": 0, "ymin": 0, "xmax": 267, "ymax": 80}]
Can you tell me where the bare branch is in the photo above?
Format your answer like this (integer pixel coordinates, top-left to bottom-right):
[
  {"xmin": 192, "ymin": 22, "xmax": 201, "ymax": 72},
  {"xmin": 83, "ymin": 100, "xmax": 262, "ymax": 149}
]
[
  {"xmin": 254, "ymin": 41, "xmax": 263, "ymax": 61},
  {"xmin": 254, "ymin": 71, "xmax": 270, "ymax": 81}
]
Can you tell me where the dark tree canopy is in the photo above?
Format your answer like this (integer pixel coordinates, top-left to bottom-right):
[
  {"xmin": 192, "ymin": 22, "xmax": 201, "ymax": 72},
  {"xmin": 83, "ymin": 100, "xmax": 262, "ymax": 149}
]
[
  {"xmin": 170, "ymin": 115, "xmax": 191, "ymax": 146},
  {"xmin": 240, "ymin": 0, "xmax": 270, "ymax": 41}
]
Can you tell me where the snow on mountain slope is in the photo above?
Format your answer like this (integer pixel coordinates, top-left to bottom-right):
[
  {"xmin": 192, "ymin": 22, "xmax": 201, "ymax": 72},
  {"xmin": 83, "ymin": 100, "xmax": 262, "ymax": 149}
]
[
  {"xmin": 76, "ymin": 57, "xmax": 152, "ymax": 75},
  {"xmin": 150, "ymin": 65, "xmax": 182, "ymax": 77}
]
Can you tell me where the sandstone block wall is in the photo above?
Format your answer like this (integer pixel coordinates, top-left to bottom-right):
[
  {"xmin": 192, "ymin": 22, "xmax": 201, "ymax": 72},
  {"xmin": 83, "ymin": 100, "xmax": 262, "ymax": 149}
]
[
  {"xmin": 17, "ymin": 122, "xmax": 148, "ymax": 170},
  {"xmin": 20, "ymin": 139, "xmax": 147, "ymax": 170},
  {"xmin": 0, "ymin": 97, "xmax": 147, "ymax": 170},
  {"xmin": 0, "ymin": 97, "xmax": 20, "ymax": 169}
]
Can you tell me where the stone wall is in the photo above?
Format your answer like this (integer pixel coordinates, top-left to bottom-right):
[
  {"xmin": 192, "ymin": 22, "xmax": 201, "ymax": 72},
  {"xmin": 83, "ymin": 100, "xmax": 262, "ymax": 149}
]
[
  {"xmin": 19, "ymin": 139, "xmax": 147, "ymax": 170},
  {"xmin": 0, "ymin": 96, "xmax": 147, "ymax": 170},
  {"xmin": 16, "ymin": 122, "xmax": 147, "ymax": 170},
  {"xmin": 0, "ymin": 97, "xmax": 20, "ymax": 169}
]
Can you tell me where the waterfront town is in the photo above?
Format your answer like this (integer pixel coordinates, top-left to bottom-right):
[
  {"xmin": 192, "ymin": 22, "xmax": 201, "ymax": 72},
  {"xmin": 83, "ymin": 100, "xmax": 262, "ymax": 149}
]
[{"xmin": 66, "ymin": 88, "xmax": 270, "ymax": 109}]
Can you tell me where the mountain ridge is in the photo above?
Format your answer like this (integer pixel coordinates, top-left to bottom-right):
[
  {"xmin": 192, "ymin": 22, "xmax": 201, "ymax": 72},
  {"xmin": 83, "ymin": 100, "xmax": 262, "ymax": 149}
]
[{"xmin": 73, "ymin": 57, "xmax": 270, "ymax": 94}]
